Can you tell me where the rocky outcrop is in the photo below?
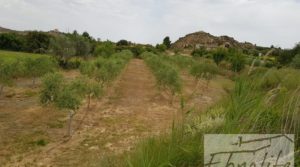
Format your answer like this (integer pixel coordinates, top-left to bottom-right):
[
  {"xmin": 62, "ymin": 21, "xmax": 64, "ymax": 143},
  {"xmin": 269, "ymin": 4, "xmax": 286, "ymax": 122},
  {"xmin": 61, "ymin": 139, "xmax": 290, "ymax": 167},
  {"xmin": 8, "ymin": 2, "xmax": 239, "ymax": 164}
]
[{"xmin": 172, "ymin": 31, "xmax": 255, "ymax": 50}]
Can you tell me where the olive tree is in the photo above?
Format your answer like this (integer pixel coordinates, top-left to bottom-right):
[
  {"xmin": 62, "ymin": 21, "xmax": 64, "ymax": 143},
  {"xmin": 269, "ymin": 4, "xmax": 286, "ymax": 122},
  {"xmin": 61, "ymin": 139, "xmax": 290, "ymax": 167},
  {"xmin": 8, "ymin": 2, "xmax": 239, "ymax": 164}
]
[
  {"xmin": 86, "ymin": 80, "xmax": 102, "ymax": 109},
  {"xmin": 40, "ymin": 72, "xmax": 64, "ymax": 104},
  {"xmin": 55, "ymin": 86, "xmax": 82, "ymax": 137},
  {"xmin": 25, "ymin": 57, "xmax": 57, "ymax": 86}
]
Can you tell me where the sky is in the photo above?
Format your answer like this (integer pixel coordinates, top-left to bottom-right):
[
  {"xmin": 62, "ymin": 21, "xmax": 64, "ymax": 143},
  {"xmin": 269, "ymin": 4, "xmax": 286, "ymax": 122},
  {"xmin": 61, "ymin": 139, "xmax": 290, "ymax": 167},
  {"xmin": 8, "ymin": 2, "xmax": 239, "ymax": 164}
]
[{"xmin": 0, "ymin": 0, "xmax": 300, "ymax": 48}]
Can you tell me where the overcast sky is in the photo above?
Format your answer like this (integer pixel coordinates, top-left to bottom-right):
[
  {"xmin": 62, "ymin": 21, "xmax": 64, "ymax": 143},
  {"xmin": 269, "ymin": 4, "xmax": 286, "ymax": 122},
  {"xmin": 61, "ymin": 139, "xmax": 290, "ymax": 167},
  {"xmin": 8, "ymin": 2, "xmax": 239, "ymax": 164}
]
[{"xmin": 0, "ymin": 0, "xmax": 300, "ymax": 48}]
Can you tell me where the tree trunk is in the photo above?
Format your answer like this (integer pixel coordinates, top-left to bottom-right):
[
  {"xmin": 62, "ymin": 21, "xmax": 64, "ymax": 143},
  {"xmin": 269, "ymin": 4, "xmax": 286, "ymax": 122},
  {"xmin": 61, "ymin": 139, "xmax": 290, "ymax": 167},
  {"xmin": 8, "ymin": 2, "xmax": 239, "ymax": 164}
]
[{"xmin": 68, "ymin": 110, "xmax": 74, "ymax": 137}]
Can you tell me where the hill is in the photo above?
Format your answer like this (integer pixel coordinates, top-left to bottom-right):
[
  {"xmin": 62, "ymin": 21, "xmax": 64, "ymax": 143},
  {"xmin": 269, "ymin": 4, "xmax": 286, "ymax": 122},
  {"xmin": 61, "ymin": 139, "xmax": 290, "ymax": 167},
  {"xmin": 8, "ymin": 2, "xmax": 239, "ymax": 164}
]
[
  {"xmin": 172, "ymin": 31, "xmax": 256, "ymax": 50},
  {"xmin": 0, "ymin": 26, "xmax": 17, "ymax": 33}
]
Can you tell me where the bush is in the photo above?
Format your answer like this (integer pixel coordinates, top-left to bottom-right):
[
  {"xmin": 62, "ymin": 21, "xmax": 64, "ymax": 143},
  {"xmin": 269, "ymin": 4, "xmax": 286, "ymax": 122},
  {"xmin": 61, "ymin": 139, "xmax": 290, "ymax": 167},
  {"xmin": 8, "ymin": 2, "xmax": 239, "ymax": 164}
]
[
  {"xmin": 48, "ymin": 35, "xmax": 76, "ymax": 61},
  {"xmin": 228, "ymin": 51, "xmax": 246, "ymax": 72},
  {"xmin": 73, "ymin": 35, "xmax": 91, "ymax": 57},
  {"xmin": 291, "ymin": 54, "xmax": 300, "ymax": 69},
  {"xmin": 212, "ymin": 48, "xmax": 228, "ymax": 65},
  {"xmin": 40, "ymin": 72, "xmax": 64, "ymax": 104},
  {"xmin": 155, "ymin": 44, "xmax": 167, "ymax": 52},
  {"xmin": 93, "ymin": 41, "xmax": 115, "ymax": 57},
  {"xmin": 24, "ymin": 56, "xmax": 57, "ymax": 85},
  {"xmin": 65, "ymin": 57, "xmax": 82, "ymax": 69},
  {"xmin": 79, "ymin": 61, "xmax": 96, "ymax": 77},
  {"xmin": 130, "ymin": 45, "xmax": 146, "ymax": 58},
  {"xmin": 0, "ymin": 33, "xmax": 25, "ymax": 51},
  {"xmin": 192, "ymin": 47, "xmax": 207, "ymax": 58},
  {"xmin": 25, "ymin": 31, "xmax": 51, "ymax": 53}
]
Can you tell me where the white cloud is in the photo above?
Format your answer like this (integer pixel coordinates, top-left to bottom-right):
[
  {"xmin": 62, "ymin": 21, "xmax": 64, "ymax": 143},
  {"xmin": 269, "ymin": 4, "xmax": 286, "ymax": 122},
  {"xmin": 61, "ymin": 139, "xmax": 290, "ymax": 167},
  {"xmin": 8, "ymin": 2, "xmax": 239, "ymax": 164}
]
[{"xmin": 0, "ymin": 0, "xmax": 299, "ymax": 48}]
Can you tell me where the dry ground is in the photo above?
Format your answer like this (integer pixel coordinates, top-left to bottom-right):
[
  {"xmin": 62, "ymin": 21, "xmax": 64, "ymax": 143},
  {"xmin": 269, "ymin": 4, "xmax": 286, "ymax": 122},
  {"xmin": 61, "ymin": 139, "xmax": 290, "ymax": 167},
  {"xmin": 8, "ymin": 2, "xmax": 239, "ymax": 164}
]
[{"xmin": 0, "ymin": 59, "xmax": 231, "ymax": 167}]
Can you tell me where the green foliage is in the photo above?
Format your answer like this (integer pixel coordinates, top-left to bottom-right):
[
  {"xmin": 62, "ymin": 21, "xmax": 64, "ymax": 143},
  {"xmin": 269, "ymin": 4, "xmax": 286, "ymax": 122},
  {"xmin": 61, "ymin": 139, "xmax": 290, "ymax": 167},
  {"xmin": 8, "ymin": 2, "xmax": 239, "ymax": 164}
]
[
  {"xmin": 130, "ymin": 45, "xmax": 146, "ymax": 58},
  {"xmin": 192, "ymin": 47, "xmax": 207, "ymax": 58},
  {"xmin": 73, "ymin": 35, "xmax": 91, "ymax": 57},
  {"xmin": 48, "ymin": 35, "xmax": 76, "ymax": 60},
  {"xmin": 80, "ymin": 50, "xmax": 132, "ymax": 86},
  {"xmin": 35, "ymin": 139, "xmax": 47, "ymax": 146},
  {"xmin": 79, "ymin": 61, "xmax": 96, "ymax": 77},
  {"xmin": 24, "ymin": 56, "xmax": 57, "ymax": 80},
  {"xmin": 82, "ymin": 31, "xmax": 92, "ymax": 41},
  {"xmin": 65, "ymin": 57, "xmax": 82, "ymax": 69},
  {"xmin": 143, "ymin": 52, "xmax": 182, "ymax": 95},
  {"xmin": 116, "ymin": 40, "xmax": 130, "ymax": 46},
  {"xmin": 168, "ymin": 54, "xmax": 194, "ymax": 69},
  {"xmin": 0, "ymin": 33, "xmax": 25, "ymax": 51},
  {"xmin": 68, "ymin": 77, "xmax": 89, "ymax": 97},
  {"xmin": 125, "ymin": 130, "xmax": 202, "ymax": 167},
  {"xmin": 55, "ymin": 85, "xmax": 82, "ymax": 111},
  {"xmin": 190, "ymin": 62, "xmax": 219, "ymax": 82},
  {"xmin": 291, "ymin": 54, "xmax": 300, "ymax": 69},
  {"xmin": 25, "ymin": 31, "xmax": 51, "ymax": 53},
  {"xmin": 228, "ymin": 51, "xmax": 246, "ymax": 72},
  {"xmin": 155, "ymin": 44, "xmax": 167, "ymax": 52},
  {"xmin": 163, "ymin": 36, "xmax": 171, "ymax": 49},
  {"xmin": 212, "ymin": 47, "xmax": 228, "ymax": 65},
  {"xmin": 93, "ymin": 41, "xmax": 115, "ymax": 57},
  {"xmin": 86, "ymin": 80, "xmax": 103, "ymax": 98},
  {"xmin": 0, "ymin": 61, "xmax": 15, "ymax": 93},
  {"xmin": 40, "ymin": 72, "xmax": 64, "ymax": 104}
]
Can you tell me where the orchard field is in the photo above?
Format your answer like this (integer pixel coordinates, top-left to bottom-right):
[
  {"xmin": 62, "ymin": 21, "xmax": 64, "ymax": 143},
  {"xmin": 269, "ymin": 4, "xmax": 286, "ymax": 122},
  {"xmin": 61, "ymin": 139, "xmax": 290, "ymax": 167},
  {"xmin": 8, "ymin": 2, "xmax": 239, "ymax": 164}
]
[{"xmin": 0, "ymin": 34, "xmax": 300, "ymax": 166}]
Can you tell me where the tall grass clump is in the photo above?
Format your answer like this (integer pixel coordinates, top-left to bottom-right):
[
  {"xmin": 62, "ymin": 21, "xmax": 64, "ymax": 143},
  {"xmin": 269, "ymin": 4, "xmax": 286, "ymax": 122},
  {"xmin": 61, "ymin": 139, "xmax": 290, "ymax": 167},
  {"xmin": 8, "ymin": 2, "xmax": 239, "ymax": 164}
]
[{"xmin": 189, "ymin": 62, "xmax": 219, "ymax": 88}]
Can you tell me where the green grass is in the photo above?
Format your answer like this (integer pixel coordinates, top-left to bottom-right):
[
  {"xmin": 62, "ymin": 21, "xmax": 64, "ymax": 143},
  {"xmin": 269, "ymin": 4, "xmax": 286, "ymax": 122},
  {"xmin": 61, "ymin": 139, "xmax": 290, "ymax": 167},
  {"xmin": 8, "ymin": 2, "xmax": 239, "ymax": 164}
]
[{"xmin": 0, "ymin": 50, "xmax": 50, "ymax": 62}]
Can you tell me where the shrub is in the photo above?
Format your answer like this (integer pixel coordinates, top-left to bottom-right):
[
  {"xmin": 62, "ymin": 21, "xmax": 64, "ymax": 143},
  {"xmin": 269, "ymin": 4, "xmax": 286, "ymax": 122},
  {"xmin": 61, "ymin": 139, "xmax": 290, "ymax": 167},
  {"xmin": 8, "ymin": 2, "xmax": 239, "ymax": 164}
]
[
  {"xmin": 93, "ymin": 41, "xmax": 115, "ymax": 57},
  {"xmin": 291, "ymin": 54, "xmax": 300, "ymax": 69},
  {"xmin": 79, "ymin": 61, "xmax": 96, "ymax": 78},
  {"xmin": 40, "ymin": 72, "xmax": 64, "ymax": 104},
  {"xmin": 212, "ymin": 47, "xmax": 228, "ymax": 65},
  {"xmin": 116, "ymin": 40, "xmax": 130, "ymax": 46},
  {"xmin": 192, "ymin": 47, "xmax": 207, "ymax": 58},
  {"xmin": 73, "ymin": 35, "xmax": 91, "ymax": 57},
  {"xmin": 0, "ymin": 33, "xmax": 26, "ymax": 51},
  {"xmin": 24, "ymin": 56, "xmax": 57, "ymax": 85},
  {"xmin": 48, "ymin": 35, "xmax": 76, "ymax": 61},
  {"xmin": 228, "ymin": 51, "xmax": 246, "ymax": 72},
  {"xmin": 130, "ymin": 45, "xmax": 146, "ymax": 58},
  {"xmin": 65, "ymin": 57, "xmax": 82, "ymax": 69},
  {"xmin": 25, "ymin": 31, "xmax": 51, "ymax": 53},
  {"xmin": 155, "ymin": 44, "xmax": 167, "ymax": 52}
]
